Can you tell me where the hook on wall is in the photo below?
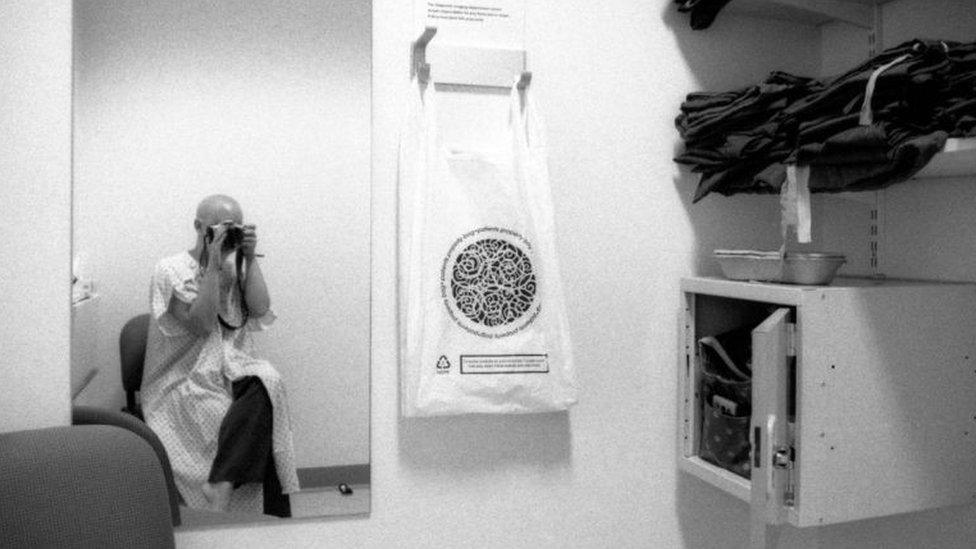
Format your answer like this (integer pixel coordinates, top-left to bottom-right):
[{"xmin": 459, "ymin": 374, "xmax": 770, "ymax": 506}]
[
  {"xmin": 412, "ymin": 26, "xmax": 437, "ymax": 84},
  {"xmin": 517, "ymin": 71, "xmax": 532, "ymax": 91}
]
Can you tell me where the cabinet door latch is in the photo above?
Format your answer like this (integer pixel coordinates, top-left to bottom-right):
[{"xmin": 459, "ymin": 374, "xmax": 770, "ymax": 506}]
[{"xmin": 772, "ymin": 445, "xmax": 794, "ymax": 470}]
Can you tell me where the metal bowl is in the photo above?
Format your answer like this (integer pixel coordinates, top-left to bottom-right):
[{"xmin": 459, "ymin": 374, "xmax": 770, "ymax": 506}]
[{"xmin": 713, "ymin": 250, "xmax": 846, "ymax": 285}]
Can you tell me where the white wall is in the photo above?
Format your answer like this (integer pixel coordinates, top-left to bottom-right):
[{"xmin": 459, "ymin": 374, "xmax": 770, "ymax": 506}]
[
  {"xmin": 181, "ymin": 1, "xmax": 799, "ymax": 546},
  {"xmin": 71, "ymin": 0, "xmax": 370, "ymax": 467},
  {"xmin": 6, "ymin": 0, "xmax": 976, "ymax": 547},
  {"xmin": 0, "ymin": 0, "xmax": 72, "ymax": 432}
]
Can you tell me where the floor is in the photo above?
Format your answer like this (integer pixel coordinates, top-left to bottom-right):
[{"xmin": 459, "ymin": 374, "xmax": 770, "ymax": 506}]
[
  {"xmin": 290, "ymin": 483, "xmax": 371, "ymax": 518},
  {"xmin": 177, "ymin": 484, "xmax": 370, "ymax": 529}
]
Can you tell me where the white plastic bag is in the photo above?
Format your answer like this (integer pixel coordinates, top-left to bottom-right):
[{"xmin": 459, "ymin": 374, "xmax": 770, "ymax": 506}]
[{"xmin": 398, "ymin": 77, "xmax": 577, "ymax": 416}]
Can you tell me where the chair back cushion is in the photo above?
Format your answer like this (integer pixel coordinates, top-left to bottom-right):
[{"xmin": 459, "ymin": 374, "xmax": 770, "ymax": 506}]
[
  {"xmin": 120, "ymin": 313, "xmax": 151, "ymax": 392},
  {"xmin": 0, "ymin": 425, "xmax": 175, "ymax": 548}
]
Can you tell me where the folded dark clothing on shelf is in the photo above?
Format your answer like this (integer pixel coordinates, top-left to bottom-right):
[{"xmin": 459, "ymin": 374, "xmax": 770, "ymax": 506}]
[
  {"xmin": 754, "ymin": 162, "xmax": 788, "ymax": 190},
  {"xmin": 785, "ymin": 59, "xmax": 944, "ymax": 123},
  {"xmin": 955, "ymin": 115, "xmax": 976, "ymax": 137},
  {"xmin": 822, "ymin": 39, "xmax": 954, "ymax": 86},
  {"xmin": 675, "ymin": 37, "xmax": 975, "ymax": 201},
  {"xmin": 681, "ymin": 89, "xmax": 748, "ymax": 112},
  {"xmin": 680, "ymin": 72, "xmax": 816, "ymax": 112},
  {"xmin": 674, "ymin": 146, "xmax": 728, "ymax": 169},
  {"xmin": 718, "ymin": 129, "xmax": 779, "ymax": 160},
  {"xmin": 808, "ymin": 129, "xmax": 948, "ymax": 192},
  {"xmin": 676, "ymin": 123, "xmax": 781, "ymax": 169},
  {"xmin": 694, "ymin": 159, "xmax": 785, "ymax": 201},
  {"xmin": 797, "ymin": 125, "xmax": 891, "ymax": 165},
  {"xmin": 940, "ymin": 98, "xmax": 976, "ymax": 136},
  {"xmin": 797, "ymin": 113, "xmax": 861, "ymax": 147},
  {"xmin": 677, "ymin": 72, "xmax": 818, "ymax": 143}
]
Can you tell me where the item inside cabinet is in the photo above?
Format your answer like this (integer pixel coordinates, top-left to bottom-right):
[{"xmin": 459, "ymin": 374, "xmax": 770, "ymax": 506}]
[{"xmin": 698, "ymin": 327, "xmax": 753, "ymax": 479}]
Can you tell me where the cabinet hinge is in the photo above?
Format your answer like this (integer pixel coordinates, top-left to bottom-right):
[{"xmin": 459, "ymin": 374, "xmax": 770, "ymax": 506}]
[{"xmin": 787, "ymin": 323, "xmax": 797, "ymax": 357}]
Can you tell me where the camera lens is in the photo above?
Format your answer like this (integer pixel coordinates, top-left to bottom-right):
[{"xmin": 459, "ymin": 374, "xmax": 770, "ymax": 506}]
[{"xmin": 224, "ymin": 226, "xmax": 244, "ymax": 249}]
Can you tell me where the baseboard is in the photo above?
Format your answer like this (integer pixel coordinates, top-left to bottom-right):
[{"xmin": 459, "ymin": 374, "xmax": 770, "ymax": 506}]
[{"xmin": 296, "ymin": 464, "xmax": 370, "ymax": 489}]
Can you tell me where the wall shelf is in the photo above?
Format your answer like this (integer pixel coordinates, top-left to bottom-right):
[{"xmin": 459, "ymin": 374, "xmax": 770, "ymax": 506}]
[
  {"xmin": 914, "ymin": 137, "xmax": 976, "ymax": 179},
  {"xmin": 725, "ymin": 0, "xmax": 879, "ymax": 27},
  {"xmin": 827, "ymin": 137, "xmax": 976, "ymax": 202}
]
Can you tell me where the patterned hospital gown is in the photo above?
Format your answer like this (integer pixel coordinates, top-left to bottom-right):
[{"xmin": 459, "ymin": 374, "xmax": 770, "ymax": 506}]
[{"xmin": 142, "ymin": 251, "xmax": 299, "ymax": 513}]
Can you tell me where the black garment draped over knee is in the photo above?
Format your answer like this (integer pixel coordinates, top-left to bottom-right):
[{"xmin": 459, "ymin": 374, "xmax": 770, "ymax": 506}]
[{"xmin": 209, "ymin": 376, "xmax": 291, "ymax": 518}]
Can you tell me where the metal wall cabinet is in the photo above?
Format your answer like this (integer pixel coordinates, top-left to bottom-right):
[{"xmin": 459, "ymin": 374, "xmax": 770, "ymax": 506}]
[{"xmin": 679, "ymin": 276, "xmax": 976, "ymax": 546}]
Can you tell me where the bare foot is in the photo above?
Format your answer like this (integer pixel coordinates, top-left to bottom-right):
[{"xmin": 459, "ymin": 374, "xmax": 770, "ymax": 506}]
[{"xmin": 201, "ymin": 481, "xmax": 232, "ymax": 512}]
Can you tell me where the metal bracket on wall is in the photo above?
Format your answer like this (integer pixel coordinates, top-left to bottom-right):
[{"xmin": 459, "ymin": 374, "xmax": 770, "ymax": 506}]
[
  {"xmin": 867, "ymin": 0, "xmax": 885, "ymax": 278},
  {"xmin": 411, "ymin": 25, "xmax": 531, "ymax": 90},
  {"xmin": 867, "ymin": 1, "xmax": 882, "ymax": 57},
  {"xmin": 831, "ymin": 2, "xmax": 888, "ymax": 278},
  {"xmin": 869, "ymin": 191, "xmax": 886, "ymax": 278},
  {"xmin": 868, "ymin": 0, "xmax": 886, "ymax": 278}
]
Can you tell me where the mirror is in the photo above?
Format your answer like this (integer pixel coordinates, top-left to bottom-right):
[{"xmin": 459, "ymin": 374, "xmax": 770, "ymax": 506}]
[{"xmin": 70, "ymin": 0, "xmax": 371, "ymax": 526}]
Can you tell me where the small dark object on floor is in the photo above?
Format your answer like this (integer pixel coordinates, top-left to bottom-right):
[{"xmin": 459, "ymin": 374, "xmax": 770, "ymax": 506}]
[{"xmin": 338, "ymin": 483, "xmax": 353, "ymax": 496}]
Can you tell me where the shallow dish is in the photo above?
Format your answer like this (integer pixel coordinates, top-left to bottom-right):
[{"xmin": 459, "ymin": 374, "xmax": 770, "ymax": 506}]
[{"xmin": 713, "ymin": 250, "xmax": 846, "ymax": 285}]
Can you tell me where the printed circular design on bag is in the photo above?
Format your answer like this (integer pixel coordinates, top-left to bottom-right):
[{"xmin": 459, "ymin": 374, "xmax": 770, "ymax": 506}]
[{"xmin": 441, "ymin": 227, "xmax": 541, "ymax": 339}]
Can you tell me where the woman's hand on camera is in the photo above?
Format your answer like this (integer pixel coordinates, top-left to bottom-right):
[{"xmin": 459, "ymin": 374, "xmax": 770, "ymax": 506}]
[{"xmin": 240, "ymin": 224, "xmax": 258, "ymax": 260}]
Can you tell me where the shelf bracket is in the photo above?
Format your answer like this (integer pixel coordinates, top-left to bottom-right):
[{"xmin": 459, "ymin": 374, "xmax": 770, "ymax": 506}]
[
  {"xmin": 869, "ymin": 0, "xmax": 883, "ymax": 56},
  {"xmin": 867, "ymin": 1, "xmax": 885, "ymax": 278},
  {"xmin": 869, "ymin": 189, "xmax": 886, "ymax": 279},
  {"xmin": 729, "ymin": 0, "xmax": 875, "ymax": 28}
]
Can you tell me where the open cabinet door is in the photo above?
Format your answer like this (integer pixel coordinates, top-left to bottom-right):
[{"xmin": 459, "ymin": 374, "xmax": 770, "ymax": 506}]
[{"xmin": 749, "ymin": 308, "xmax": 792, "ymax": 549}]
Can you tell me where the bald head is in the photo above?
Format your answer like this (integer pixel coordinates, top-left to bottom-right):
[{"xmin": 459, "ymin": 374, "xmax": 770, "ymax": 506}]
[{"xmin": 195, "ymin": 194, "xmax": 243, "ymax": 228}]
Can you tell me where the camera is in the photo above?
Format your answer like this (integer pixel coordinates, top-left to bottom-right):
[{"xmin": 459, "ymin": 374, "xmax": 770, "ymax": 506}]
[{"xmin": 206, "ymin": 222, "xmax": 245, "ymax": 251}]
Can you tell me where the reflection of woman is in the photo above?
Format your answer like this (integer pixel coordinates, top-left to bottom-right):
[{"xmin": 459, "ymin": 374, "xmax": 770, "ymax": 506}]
[{"xmin": 142, "ymin": 194, "xmax": 298, "ymax": 516}]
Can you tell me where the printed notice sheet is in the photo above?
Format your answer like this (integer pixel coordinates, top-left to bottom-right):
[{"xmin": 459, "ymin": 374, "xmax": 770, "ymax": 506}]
[{"xmin": 415, "ymin": 1, "xmax": 525, "ymax": 48}]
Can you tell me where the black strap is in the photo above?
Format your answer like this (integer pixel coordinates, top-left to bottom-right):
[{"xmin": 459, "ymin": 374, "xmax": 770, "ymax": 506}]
[
  {"xmin": 219, "ymin": 252, "xmax": 250, "ymax": 331},
  {"xmin": 201, "ymin": 244, "xmax": 250, "ymax": 331}
]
